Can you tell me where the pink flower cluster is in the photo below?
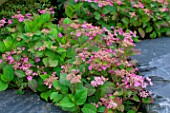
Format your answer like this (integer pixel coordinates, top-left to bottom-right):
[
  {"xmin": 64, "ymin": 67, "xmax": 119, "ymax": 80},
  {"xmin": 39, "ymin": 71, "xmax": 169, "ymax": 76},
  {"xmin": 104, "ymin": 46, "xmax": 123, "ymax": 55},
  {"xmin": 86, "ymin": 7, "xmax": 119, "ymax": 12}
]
[
  {"xmin": 66, "ymin": 69, "xmax": 82, "ymax": 84},
  {"xmin": 1, "ymin": 47, "xmax": 46, "ymax": 81},
  {"xmin": 44, "ymin": 72, "xmax": 58, "ymax": 88},
  {"xmin": 139, "ymin": 90, "xmax": 152, "ymax": 98},
  {"xmin": 12, "ymin": 13, "xmax": 25, "ymax": 22},
  {"xmin": 0, "ymin": 18, "xmax": 7, "ymax": 27},
  {"xmin": 87, "ymin": 49, "xmax": 115, "ymax": 71},
  {"xmin": 100, "ymin": 95, "xmax": 122, "ymax": 109},
  {"xmin": 70, "ymin": 22, "xmax": 103, "ymax": 40},
  {"xmin": 91, "ymin": 76, "xmax": 108, "ymax": 87},
  {"xmin": 38, "ymin": 7, "xmax": 55, "ymax": 14}
]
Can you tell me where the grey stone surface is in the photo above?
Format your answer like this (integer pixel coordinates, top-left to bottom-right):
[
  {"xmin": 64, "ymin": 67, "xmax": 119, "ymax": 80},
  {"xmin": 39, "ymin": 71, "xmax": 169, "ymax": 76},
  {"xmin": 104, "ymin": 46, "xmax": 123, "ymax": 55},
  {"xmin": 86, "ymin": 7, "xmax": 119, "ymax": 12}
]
[
  {"xmin": 132, "ymin": 37, "xmax": 170, "ymax": 113},
  {"xmin": 0, "ymin": 89, "xmax": 67, "ymax": 113}
]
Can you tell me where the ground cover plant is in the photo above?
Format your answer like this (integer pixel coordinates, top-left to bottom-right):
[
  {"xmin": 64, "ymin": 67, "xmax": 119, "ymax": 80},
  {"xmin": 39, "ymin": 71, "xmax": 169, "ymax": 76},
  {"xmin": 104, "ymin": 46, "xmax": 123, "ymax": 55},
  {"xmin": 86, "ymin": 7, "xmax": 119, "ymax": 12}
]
[
  {"xmin": 64, "ymin": 0, "xmax": 170, "ymax": 40},
  {"xmin": 0, "ymin": 7, "xmax": 154, "ymax": 112}
]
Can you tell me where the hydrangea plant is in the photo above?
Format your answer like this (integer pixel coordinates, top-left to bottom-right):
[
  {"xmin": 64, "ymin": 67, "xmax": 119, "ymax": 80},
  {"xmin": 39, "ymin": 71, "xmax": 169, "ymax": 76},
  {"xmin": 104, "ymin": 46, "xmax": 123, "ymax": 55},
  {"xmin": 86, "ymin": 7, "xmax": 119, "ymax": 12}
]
[
  {"xmin": 65, "ymin": 0, "xmax": 170, "ymax": 40},
  {"xmin": 0, "ymin": 8, "xmax": 153, "ymax": 113}
]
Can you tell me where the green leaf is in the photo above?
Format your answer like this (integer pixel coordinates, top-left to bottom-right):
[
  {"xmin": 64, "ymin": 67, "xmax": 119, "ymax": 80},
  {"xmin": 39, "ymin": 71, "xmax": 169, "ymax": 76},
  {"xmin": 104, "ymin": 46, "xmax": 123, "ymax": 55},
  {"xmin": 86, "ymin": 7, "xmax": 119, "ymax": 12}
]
[
  {"xmin": 59, "ymin": 73, "xmax": 70, "ymax": 86},
  {"xmin": 40, "ymin": 91, "xmax": 51, "ymax": 101},
  {"xmin": 49, "ymin": 58, "xmax": 58, "ymax": 67},
  {"xmin": 85, "ymin": 84, "xmax": 96, "ymax": 96},
  {"xmin": 146, "ymin": 26, "xmax": 153, "ymax": 33},
  {"xmin": 132, "ymin": 95, "xmax": 140, "ymax": 102},
  {"xmin": 37, "ymin": 78, "xmax": 48, "ymax": 92},
  {"xmin": 42, "ymin": 58, "xmax": 48, "ymax": 67},
  {"xmin": 63, "ymin": 18, "xmax": 72, "ymax": 24},
  {"xmin": 65, "ymin": 5, "xmax": 74, "ymax": 18},
  {"xmin": 74, "ymin": 3, "xmax": 83, "ymax": 11},
  {"xmin": 100, "ymin": 81, "xmax": 115, "ymax": 96},
  {"xmin": 58, "ymin": 95, "xmax": 75, "ymax": 108},
  {"xmin": 56, "ymin": 48, "xmax": 66, "ymax": 54},
  {"xmin": 94, "ymin": 12, "xmax": 100, "ymax": 20},
  {"xmin": 150, "ymin": 32, "xmax": 157, "ymax": 39},
  {"xmin": 90, "ymin": 3, "xmax": 98, "ymax": 10},
  {"xmin": 122, "ymin": 18, "xmax": 129, "ymax": 25},
  {"xmin": 0, "ymin": 79, "xmax": 8, "ymax": 91},
  {"xmin": 74, "ymin": 89, "xmax": 87, "ymax": 105},
  {"xmin": 138, "ymin": 28, "xmax": 145, "ymax": 38},
  {"xmin": 127, "ymin": 110, "xmax": 136, "ymax": 113},
  {"xmin": 81, "ymin": 104, "xmax": 97, "ymax": 113},
  {"xmin": 142, "ymin": 97, "xmax": 154, "ymax": 104},
  {"xmin": 14, "ymin": 70, "xmax": 26, "ymax": 78},
  {"xmin": 0, "ymin": 41, "xmax": 6, "ymax": 53},
  {"xmin": 40, "ymin": 74, "xmax": 49, "ymax": 80},
  {"xmin": 50, "ymin": 92, "xmax": 64, "ymax": 103},
  {"xmin": 28, "ymin": 79, "xmax": 37, "ymax": 92},
  {"xmin": 1, "ymin": 65, "xmax": 14, "ymax": 82},
  {"xmin": 42, "ymin": 57, "xmax": 58, "ymax": 67},
  {"xmin": 97, "ymin": 106, "xmax": 106, "ymax": 112},
  {"xmin": 142, "ymin": 15, "xmax": 150, "ymax": 23}
]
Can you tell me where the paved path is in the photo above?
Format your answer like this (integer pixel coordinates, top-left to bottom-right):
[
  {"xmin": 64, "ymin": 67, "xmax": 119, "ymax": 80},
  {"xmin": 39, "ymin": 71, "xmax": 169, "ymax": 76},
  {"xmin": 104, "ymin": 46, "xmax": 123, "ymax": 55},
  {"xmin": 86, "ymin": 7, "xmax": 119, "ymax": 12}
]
[
  {"xmin": 0, "ymin": 89, "xmax": 66, "ymax": 113},
  {"xmin": 132, "ymin": 37, "xmax": 170, "ymax": 113}
]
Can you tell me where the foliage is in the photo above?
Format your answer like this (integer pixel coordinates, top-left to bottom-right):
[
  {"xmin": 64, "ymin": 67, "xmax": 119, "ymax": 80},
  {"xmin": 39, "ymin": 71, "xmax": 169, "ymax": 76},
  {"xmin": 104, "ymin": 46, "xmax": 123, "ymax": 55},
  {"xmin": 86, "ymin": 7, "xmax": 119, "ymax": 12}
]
[
  {"xmin": 0, "ymin": 0, "xmax": 52, "ymax": 19},
  {"xmin": 0, "ymin": 8, "xmax": 153, "ymax": 112},
  {"xmin": 65, "ymin": 0, "xmax": 170, "ymax": 39}
]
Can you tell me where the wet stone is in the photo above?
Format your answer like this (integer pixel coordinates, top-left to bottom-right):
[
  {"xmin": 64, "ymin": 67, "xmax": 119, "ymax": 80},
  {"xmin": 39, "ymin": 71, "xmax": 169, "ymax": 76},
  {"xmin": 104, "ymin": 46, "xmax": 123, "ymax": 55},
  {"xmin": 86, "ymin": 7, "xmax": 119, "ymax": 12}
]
[
  {"xmin": 0, "ymin": 89, "xmax": 67, "ymax": 113},
  {"xmin": 132, "ymin": 37, "xmax": 170, "ymax": 113}
]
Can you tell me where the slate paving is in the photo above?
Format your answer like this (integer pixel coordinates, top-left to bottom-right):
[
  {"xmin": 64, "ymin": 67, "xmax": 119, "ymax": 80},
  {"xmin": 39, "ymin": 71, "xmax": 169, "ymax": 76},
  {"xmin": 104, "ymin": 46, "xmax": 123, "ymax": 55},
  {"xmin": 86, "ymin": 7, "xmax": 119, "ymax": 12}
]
[
  {"xmin": 132, "ymin": 37, "xmax": 170, "ymax": 113},
  {"xmin": 1, "ymin": 37, "xmax": 170, "ymax": 113},
  {"xmin": 0, "ymin": 89, "xmax": 67, "ymax": 113}
]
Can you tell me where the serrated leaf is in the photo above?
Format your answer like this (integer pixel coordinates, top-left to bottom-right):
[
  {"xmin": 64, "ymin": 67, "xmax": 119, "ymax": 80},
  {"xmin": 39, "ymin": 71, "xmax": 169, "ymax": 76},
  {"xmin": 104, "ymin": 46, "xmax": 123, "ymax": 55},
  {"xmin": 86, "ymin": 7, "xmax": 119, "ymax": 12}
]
[
  {"xmin": 100, "ymin": 81, "xmax": 115, "ymax": 96},
  {"xmin": 50, "ymin": 92, "xmax": 64, "ymax": 103},
  {"xmin": 85, "ymin": 84, "xmax": 96, "ymax": 96},
  {"xmin": 74, "ymin": 89, "xmax": 87, "ymax": 105},
  {"xmin": 0, "ymin": 41, "xmax": 6, "ymax": 53},
  {"xmin": 142, "ymin": 15, "xmax": 150, "ymax": 23},
  {"xmin": 65, "ymin": 5, "xmax": 74, "ymax": 18},
  {"xmin": 81, "ymin": 104, "xmax": 97, "ymax": 113},
  {"xmin": 1, "ymin": 65, "xmax": 14, "ymax": 82},
  {"xmin": 63, "ymin": 18, "xmax": 72, "ymax": 24},
  {"xmin": 59, "ymin": 73, "xmax": 70, "ymax": 86},
  {"xmin": 122, "ymin": 18, "xmax": 129, "ymax": 25},
  {"xmin": 0, "ymin": 79, "xmax": 8, "ymax": 91},
  {"xmin": 40, "ymin": 74, "xmax": 49, "ymax": 80},
  {"xmin": 127, "ymin": 110, "xmax": 136, "ymax": 113},
  {"xmin": 28, "ymin": 79, "xmax": 37, "ymax": 92},
  {"xmin": 94, "ymin": 12, "xmax": 100, "ymax": 20},
  {"xmin": 14, "ymin": 70, "xmax": 26, "ymax": 78},
  {"xmin": 138, "ymin": 28, "xmax": 145, "ymax": 38},
  {"xmin": 142, "ymin": 97, "xmax": 154, "ymax": 104},
  {"xmin": 56, "ymin": 48, "xmax": 66, "ymax": 54},
  {"xmin": 42, "ymin": 58, "xmax": 48, "ymax": 67},
  {"xmin": 49, "ymin": 58, "xmax": 58, "ymax": 67},
  {"xmin": 132, "ymin": 95, "xmax": 140, "ymax": 102},
  {"xmin": 40, "ymin": 91, "xmax": 50, "ymax": 101},
  {"xmin": 97, "ymin": 106, "xmax": 106, "ymax": 112},
  {"xmin": 146, "ymin": 26, "xmax": 153, "ymax": 33},
  {"xmin": 58, "ymin": 96, "xmax": 75, "ymax": 108}
]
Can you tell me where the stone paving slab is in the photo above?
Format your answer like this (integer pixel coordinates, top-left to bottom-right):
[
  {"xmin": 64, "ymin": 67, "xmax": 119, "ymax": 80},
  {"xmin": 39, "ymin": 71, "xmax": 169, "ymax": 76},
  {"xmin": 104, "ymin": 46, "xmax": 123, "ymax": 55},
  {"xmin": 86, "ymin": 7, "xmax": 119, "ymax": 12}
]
[
  {"xmin": 0, "ymin": 89, "xmax": 67, "ymax": 113},
  {"xmin": 132, "ymin": 37, "xmax": 170, "ymax": 113}
]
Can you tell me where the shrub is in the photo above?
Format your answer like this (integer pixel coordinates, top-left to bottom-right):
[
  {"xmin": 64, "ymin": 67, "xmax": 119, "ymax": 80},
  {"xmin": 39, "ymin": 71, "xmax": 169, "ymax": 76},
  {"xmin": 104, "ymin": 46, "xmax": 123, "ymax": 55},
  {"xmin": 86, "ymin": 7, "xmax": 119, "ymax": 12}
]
[
  {"xmin": 64, "ymin": 0, "xmax": 170, "ymax": 40},
  {"xmin": 0, "ymin": 0, "xmax": 52, "ymax": 19},
  {"xmin": 0, "ymin": 9, "xmax": 153, "ymax": 112}
]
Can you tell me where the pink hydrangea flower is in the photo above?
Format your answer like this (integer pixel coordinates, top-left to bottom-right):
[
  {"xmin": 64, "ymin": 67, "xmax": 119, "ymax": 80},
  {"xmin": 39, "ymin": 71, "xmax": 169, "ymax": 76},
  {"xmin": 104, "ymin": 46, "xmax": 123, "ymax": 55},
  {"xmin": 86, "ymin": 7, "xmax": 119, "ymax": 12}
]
[
  {"xmin": 0, "ymin": 59, "xmax": 2, "ymax": 64},
  {"xmin": 35, "ymin": 57, "xmax": 40, "ymax": 62},
  {"xmin": 27, "ymin": 76, "xmax": 32, "ymax": 81},
  {"xmin": 58, "ymin": 33, "xmax": 63, "ymax": 38},
  {"xmin": 8, "ymin": 19, "xmax": 12, "ymax": 24}
]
